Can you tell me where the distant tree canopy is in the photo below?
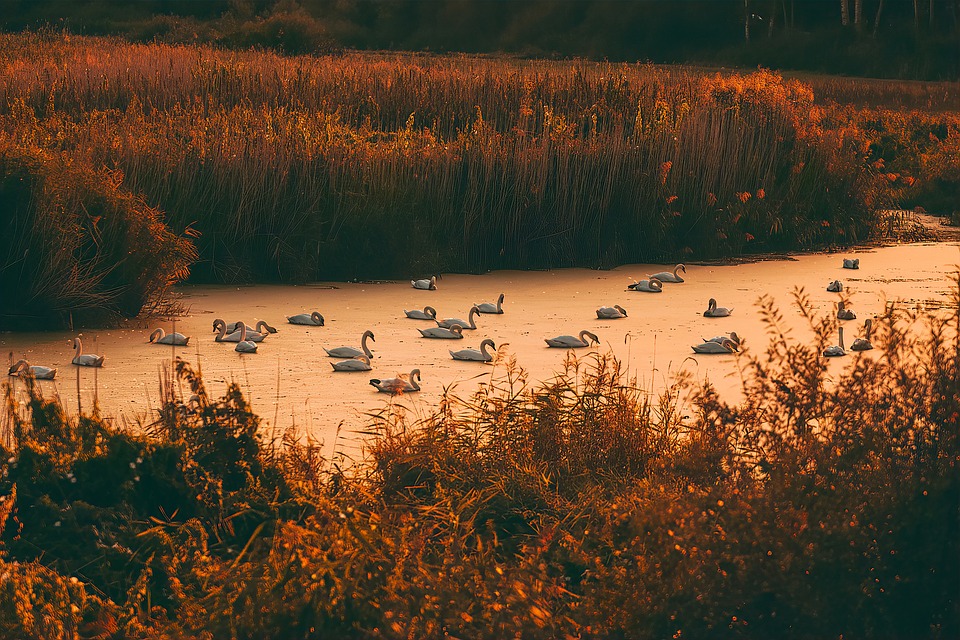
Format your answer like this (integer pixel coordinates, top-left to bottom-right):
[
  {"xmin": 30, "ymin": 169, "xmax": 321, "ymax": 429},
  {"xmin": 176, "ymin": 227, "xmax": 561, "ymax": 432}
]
[{"xmin": 2, "ymin": 0, "xmax": 958, "ymax": 78}]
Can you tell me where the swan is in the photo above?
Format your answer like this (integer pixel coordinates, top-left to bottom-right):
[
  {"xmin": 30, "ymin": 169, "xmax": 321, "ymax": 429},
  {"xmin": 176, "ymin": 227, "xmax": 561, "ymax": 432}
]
[
  {"xmin": 837, "ymin": 301, "xmax": 857, "ymax": 321},
  {"xmin": 224, "ymin": 320, "xmax": 277, "ymax": 334},
  {"xmin": 648, "ymin": 264, "xmax": 686, "ymax": 283},
  {"xmin": 331, "ymin": 355, "xmax": 373, "ymax": 371},
  {"xmin": 703, "ymin": 298, "xmax": 733, "ymax": 318},
  {"xmin": 545, "ymin": 330, "xmax": 600, "ymax": 348},
  {"xmin": 596, "ymin": 305, "xmax": 628, "ymax": 319},
  {"xmin": 325, "ymin": 330, "xmax": 375, "ymax": 358},
  {"xmin": 234, "ymin": 323, "xmax": 258, "ymax": 353},
  {"xmin": 823, "ymin": 327, "xmax": 847, "ymax": 357},
  {"xmin": 850, "ymin": 319, "xmax": 874, "ymax": 352},
  {"xmin": 287, "ymin": 311, "xmax": 324, "ymax": 326},
  {"xmin": 149, "ymin": 328, "xmax": 190, "ymax": 346},
  {"xmin": 419, "ymin": 324, "xmax": 464, "ymax": 339},
  {"xmin": 627, "ymin": 277, "xmax": 663, "ymax": 293},
  {"xmin": 826, "ymin": 280, "xmax": 843, "ymax": 293},
  {"xmin": 404, "ymin": 306, "xmax": 438, "ymax": 320},
  {"xmin": 8, "ymin": 360, "xmax": 56, "ymax": 380},
  {"xmin": 412, "ymin": 275, "xmax": 439, "ymax": 290},
  {"xmin": 71, "ymin": 337, "xmax": 105, "ymax": 367},
  {"xmin": 842, "ymin": 258, "xmax": 860, "ymax": 270},
  {"xmin": 701, "ymin": 331, "xmax": 742, "ymax": 346},
  {"xmin": 450, "ymin": 339, "xmax": 497, "ymax": 362},
  {"xmin": 213, "ymin": 319, "xmax": 266, "ymax": 343},
  {"xmin": 691, "ymin": 338, "xmax": 739, "ymax": 354},
  {"xmin": 437, "ymin": 306, "xmax": 480, "ymax": 330},
  {"xmin": 475, "ymin": 293, "xmax": 505, "ymax": 314},
  {"xmin": 370, "ymin": 369, "xmax": 421, "ymax": 394}
]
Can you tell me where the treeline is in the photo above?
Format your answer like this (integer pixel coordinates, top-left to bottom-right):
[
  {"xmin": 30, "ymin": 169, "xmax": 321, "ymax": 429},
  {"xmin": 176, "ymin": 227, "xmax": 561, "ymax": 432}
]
[{"xmin": 3, "ymin": 0, "xmax": 958, "ymax": 79}]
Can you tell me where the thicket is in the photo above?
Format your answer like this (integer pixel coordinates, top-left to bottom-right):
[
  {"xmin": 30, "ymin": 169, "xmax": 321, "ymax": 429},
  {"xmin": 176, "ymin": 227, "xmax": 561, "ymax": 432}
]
[{"xmin": 0, "ymin": 284, "xmax": 958, "ymax": 638}]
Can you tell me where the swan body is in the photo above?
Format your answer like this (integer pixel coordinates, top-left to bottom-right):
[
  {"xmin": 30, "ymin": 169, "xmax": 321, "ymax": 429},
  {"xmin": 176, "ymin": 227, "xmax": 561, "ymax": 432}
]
[
  {"xmin": 850, "ymin": 319, "xmax": 874, "ymax": 352},
  {"xmin": 224, "ymin": 320, "xmax": 277, "ymax": 335},
  {"xmin": 437, "ymin": 306, "xmax": 480, "ymax": 330},
  {"xmin": 234, "ymin": 324, "xmax": 258, "ymax": 353},
  {"xmin": 331, "ymin": 355, "xmax": 373, "ymax": 371},
  {"xmin": 412, "ymin": 276, "xmax": 439, "ymax": 290},
  {"xmin": 691, "ymin": 338, "xmax": 738, "ymax": 354},
  {"xmin": 596, "ymin": 305, "xmax": 628, "ymax": 319},
  {"xmin": 703, "ymin": 298, "xmax": 733, "ymax": 318},
  {"xmin": 214, "ymin": 319, "xmax": 266, "ymax": 343},
  {"xmin": 545, "ymin": 330, "xmax": 600, "ymax": 348},
  {"xmin": 71, "ymin": 337, "xmax": 105, "ymax": 367},
  {"xmin": 827, "ymin": 280, "xmax": 843, "ymax": 293},
  {"xmin": 404, "ymin": 306, "xmax": 437, "ymax": 320},
  {"xmin": 370, "ymin": 369, "xmax": 421, "ymax": 394},
  {"xmin": 419, "ymin": 324, "xmax": 464, "ymax": 339},
  {"xmin": 837, "ymin": 301, "xmax": 857, "ymax": 321},
  {"xmin": 701, "ymin": 331, "xmax": 742, "ymax": 346},
  {"xmin": 842, "ymin": 258, "xmax": 860, "ymax": 270},
  {"xmin": 325, "ymin": 330, "xmax": 375, "ymax": 358},
  {"xmin": 450, "ymin": 339, "xmax": 497, "ymax": 362},
  {"xmin": 475, "ymin": 293, "xmax": 505, "ymax": 314},
  {"xmin": 648, "ymin": 264, "xmax": 686, "ymax": 283},
  {"xmin": 628, "ymin": 277, "xmax": 663, "ymax": 293},
  {"xmin": 287, "ymin": 311, "xmax": 324, "ymax": 326},
  {"xmin": 823, "ymin": 327, "xmax": 847, "ymax": 357},
  {"xmin": 8, "ymin": 360, "xmax": 56, "ymax": 380},
  {"xmin": 149, "ymin": 328, "xmax": 190, "ymax": 346}
]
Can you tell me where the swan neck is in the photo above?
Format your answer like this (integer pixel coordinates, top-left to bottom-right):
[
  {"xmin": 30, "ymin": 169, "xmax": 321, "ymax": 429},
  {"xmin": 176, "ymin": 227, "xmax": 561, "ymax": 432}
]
[{"xmin": 74, "ymin": 338, "xmax": 82, "ymax": 357}]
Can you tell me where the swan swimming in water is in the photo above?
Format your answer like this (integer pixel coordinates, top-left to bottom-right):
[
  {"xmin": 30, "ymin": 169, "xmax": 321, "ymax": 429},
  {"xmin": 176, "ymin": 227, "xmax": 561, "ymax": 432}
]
[
  {"xmin": 450, "ymin": 339, "xmax": 497, "ymax": 362},
  {"xmin": 823, "ymin": 327, "xmax": 847, "ymax": 357},
  {"xmin": 850, "ymin": 319, "xmax": 874, "ymax": 351},
  {"xmin": 370, "ymin": 369, "xmax": 421, "ymax": 394},
  {"xmin": 331, "ymin": 355, "xmax": 373, "ymax": 371},
  {"xmin": 412, "ymin": 276, "xmax": 439, "ymax": 290},
  {"xmin": 691, "ymin": 338, "xmax": 739, "ymax": 354},
  {"xmin": 8, "ymin": 360, "xmax": 57, "ymax": 380},
  {"xmin": 72, "ymin": 337, "xmax": 105, "ymax": 367},
  {"xmin": 149, "ymin": 328, "xmax": 190, "ymax": 346},
  {"xmin": 404, "ymin": 306, "xmax": 437, "ymax": 320},
  {"xmin": 627, "ymin": 277, "xmax": 663, "ymax": 293},
  {"xmin": 545, "ymin": 330, "xmax": 600, "ymax": 348},
  {"xmin": 437, "ymin": 306, "xmax": 480, "ymax": 330},
  {"xmin": 837, "ymin": 301, "xmax": 857, "ymax": 320},
  {"xmin": 213, "ymin": 319, "xmax": 266, "ymax": 343},
  {"xmin": 701, "ymin": 331, "xmax": 742, "ymax": 346},
  {"xmin": 596, "ymin": 305, "xmax": 628, "ymax": 319},
  {"xmin": 842, "ymin": 258, "xmax": 860, "ymax": 270},
  {"xmin": 475, "ymin": 293, "xmax": 505, "ymax": 314},
  {"xmin": 234, "ymin": 323, "xmax": 258, "ymax": 353},
  {"xmin": 648, "ymin": 264, "xmax": 686, "ymax": 283},
  {"xmin": 827, "ymin": 280, "xmax": 843, "ymax": 293},
  {"xmin": 703, "ymin": 298, "xmax": 733, "ymax": 317},
  {"xmin": 224, "ymin": 320, "xmax": 277, "ymax": 335},
  {"xmin": 287, "ymin": 311, "xmax": 324, "ymax": 326},
  {"xmin": 325, "ymin": 330, "xmax": 375, "ymax": 358},
  {"xmin": 419, "ymin": 324, "xmax": 464, "ymax": 339}
]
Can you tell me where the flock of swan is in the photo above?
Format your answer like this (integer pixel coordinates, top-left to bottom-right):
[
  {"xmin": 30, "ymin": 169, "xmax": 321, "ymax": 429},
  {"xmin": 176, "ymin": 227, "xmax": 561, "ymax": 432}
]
[{"xmin": 6, "ymin": 258, "xmax": 873, "ymax": 394}]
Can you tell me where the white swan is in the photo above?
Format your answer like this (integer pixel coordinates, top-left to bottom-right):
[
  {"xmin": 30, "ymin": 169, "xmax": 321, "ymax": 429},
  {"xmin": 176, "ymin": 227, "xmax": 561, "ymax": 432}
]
[
  {"xmin": 234, "ymin": 323, "xmax": 258, "ymax": 353},
  {"xmin": 149, "ymin": 328, "xmax": 190, "ymax": 346},
  {"xmin": 596, "ymin": 305, "xmax": 628, "ymax": 319},
  {"xmin": 412, "ymin": 275, "xmax": 439, "ymax": 290},
  {"xmin": 701, "ymin": 331, "xmax": 742, "ymax": 346},
  {"xmin": 8, "ymin": 359, "xmax": 56, "ymax": 380},
  {"xmin": 627, "ymin": 277, "xmax": 663, "ymax": 293},
  {"xmin": 214, "ymin": 319, "xmax": 266, "ymax": 343},
  {"xmin": 404, "ymin": 306, "xmax": 437, "ymax": 320},
  {"xmin": 325, "ymin": 330, "xmax": 375, "ymax": 358},
  {"xmin": 703, "ymin": 298, "xmax": 733, "ymax": 318},
  {"xmin": 419, "ymin": 324, "xmax": 464, "ymax": 339},
  {"xmin": 842, "ymin": 258, "xmax": 860, "ymax": 270},
  {"xmin": 648, "ymin": 264, "xmax": 686, "ymax": 283},
  {"xmin": 437, "ymin": 306, "xmax": 480, "ymax": 330},
  {"xmin": 370, "ymin": 369, "xmax": 421, "ymax": 394},
  {"xmin": 823, "ymin": 327, "xmax": 847, "ymax": 357},
  {"xmin": 827, "ymin": 280, "xmax": 843, "ymax": 293},
  {"xmin": 545, "ymin": 330, "xmax": 600, "ymax": 348},
  {"xmin": 287, "ymin": 311, "xmax": 324, "ymax": 326},
  {"xmin": 224, "ymin": 320, "xmax": 277, "ymax": 334},
  {"xmin": 850, "ymin": 319, "xmax": 874, "ymax": 352},
  {"xmin": 837, "ymin": 301, "xmax": 857, "ymax": 321},
  {"xmin": 450, "ymin": 339, "xmax": 497, "ymax": 362},
  {"xmin": 331, "ymin": 355, "xmax": 372, "ymax": 371},
  {"xmin": 691, "ymin": 338, "xmax": 738, "ymax": 354},
  {"xmin": 71, "ymin": 337, "xmax": 105, "ymax": 367},
  {"xmin": 475, "ymin": 293, "xmax": 505, "ymax": 314}
]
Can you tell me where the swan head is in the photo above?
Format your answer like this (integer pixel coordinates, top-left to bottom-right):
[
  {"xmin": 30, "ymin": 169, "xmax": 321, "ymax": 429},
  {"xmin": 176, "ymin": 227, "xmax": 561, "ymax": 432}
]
[
  {"xmin": 425, "ymin": 306, "xmax": 437, "ymax": 318},
  {"xmin": 8, "ymin": 360, "xmax": 27, "ymax": 375},
  {"xmin": 313, "ymin": 312, "xmax": 325, "ymax": 326},
  {"xmin": 615, "ymin": 305, "xmax": 627, "ymax": 316}
]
